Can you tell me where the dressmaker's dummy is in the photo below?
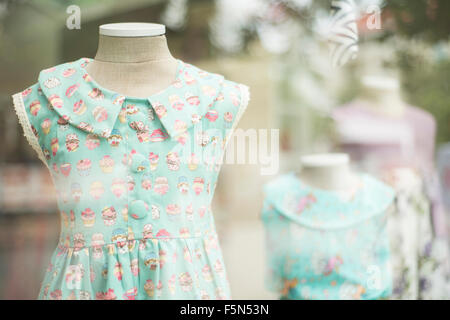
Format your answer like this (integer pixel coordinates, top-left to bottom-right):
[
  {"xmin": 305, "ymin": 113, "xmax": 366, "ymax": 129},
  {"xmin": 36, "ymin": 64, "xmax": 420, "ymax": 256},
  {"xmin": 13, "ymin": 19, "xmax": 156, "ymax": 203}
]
[
  {"xmin": 333, "ymin": 74, "xmax": 448, "ymax": 238},
  {"xmin": 85, "ymin": 23, "xmax": 178, "ymax": 98},
  {"xmin": 359, "ymin": 75, "xmax": 406, "ymax": 116},
  {"xmin": 297, "ymin": 153, "xmax": 358, "ymax": 191}
]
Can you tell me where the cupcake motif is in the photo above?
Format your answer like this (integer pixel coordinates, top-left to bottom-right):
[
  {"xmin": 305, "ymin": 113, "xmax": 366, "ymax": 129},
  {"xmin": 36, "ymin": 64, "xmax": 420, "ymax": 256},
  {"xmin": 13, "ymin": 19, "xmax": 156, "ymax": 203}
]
[
  {"xmin": 196, "ymin": 131, "xmax": 210, "ymax": 147},
  {"xmin": 111, "ymin": 178, "xmax": 126, "ymax": 198},
  {"xmin": 154, "ymin": 177, "xmax": 169, "ymax": 195},
  {"xmin": 205, "ymin": 110, "xmax": 218, "ymax": 122},
  {"xmin": 66, "ymin": 84, "xmax": 80, "ymax": 98},
  {"xmin": 91, "ymin": 233, "xmax": 105, "ymax": 259},
  {"xmin": 62, "ymin": 68, "xmax": 76, "ymax": 77},
  {"xmin": 88, "ymin": 88, "xmax": 104, "ymax": 100},
  {"xmin": 224, "ymin": 111, "xmax": 233, "ymax": 124},
  {"xmin": 141, "ymin": 173, "xmax": 152, "ymax": 190},
  {"xmin": 85, "ymin": 134, "xmax": 100, "ymax": 150},
  {"xmin": 230, "ymin": 90, "xmax": 240, "ymax": 106},
  {"xmin": 89, "ymin": 181, "xmax": 104, "ymax": 199},
  {"xmin": 191, "ymin": 113, "xmax": 202, "ymax": 124},
  {"xmin": 76, "ymin": 159, "xmax": 91, "ymax": 176},
  {"xmin": 99, "ymin": 155, "xmax": 115, "ymax": 173},
  {"xmin": 149, "ymin": 152, "xmax": 159, "ymax": 171},
  {"xmin": 177, "ymin": 176, "xmax": 189, "ymax": 194},
  {"xmin": 137, "ymin": 130, "xmax": 150, "ymax": 143},
  {"xmin": 77, "ymin": 121, "xmax": 93, "ymax": 133},
  {"xmin": 29, "ymin": 100, "xmax": 41, "ymax": 116},
  {"xmin": 188, "ymin": 153, "xmax": 199, "ymax": 171},
  {"xmin": 44, "ymin": 77, "xmax": 61, "ymax": 89},
  {"xmin": 112, "ymin": 94, "xmax": 125, "ymax": 106},
  {"xmin": 166, "ymin": 204, "xmax": 181, "ymax": 220},
  {"xmin": 50, "ymin": 138, "xmax": 59, "ymax": 156},
  {"xmin": 111, "ymin": 228, "xmax": 128, "ymax": 254},
  {"xmin": 48, "ymin": 94, "xmax": 63, "ymax": 108},
  {"xmin": 173, "ymin": 120, "xmax": 187, "ymax": 134},
  {"xmin": 168, "ymin": 275, "xmax": 176, "ymax": 295},
  {"xmin": 130, "ymin": 259, "xmax": 139, "ymax": 276},
  {"xmin": 185, "ymin": 92, "xmax": 200, "ymax": 106},
  {"xmin": 150, "ymin": 129, "xmax": 168, "ymax": 142},
  {"xmin": 126, "ymin": 104, "xmax": 138, "ymax": 115},
  {"xmin": 144, "ymin": 280, "xmax": 155, "ymax": 297},
  {"xmin": 202, "ymin": 265, "xmax": 213, "ymax": 282},
  {"xmin": 166, "ymin": 152, "xmax": 180, "ymax": 171},
  {"xmin": 81, "ymin": 208, "xmax": 95, "ymax": 227},
  {"xmin": 184, "ymin": 72, "xmax": 196, "ymax": 85},
  {"xmin": 202, "ymin": 85, "xmax": 217, "ymax": 97},
  {"xmin": 41, "ymin": 118, "xmax": 51, "ymax": 135},
  {"xmin": 151, "ymin": 205, "xmax": 160, "ymax": 220},
  {"xmin": 72, "ymin": 99, "xmax": 86, "ymax": 116},
  {"xmin": 179, "ymin": 272, "xmax": 193, "ymax": 292},
  {"xmin": 185, "ymin": 204, "xmax": 194, "ymax": 221},
  {"xmin": 92, "ymin": 106, "xmax": 108, "ymax": 122},
  {"xmin": 214, "ymin": 259, "xmax": 224, "ymax": 277},
  {"xmin": 143, "ymin": 223, "xmax": 153, "ymax": 239},
  {"xmin": 65, "ymin": 133, "xmax": 79, "ymax": 152},
  {"xmin": 169, "ymin": 94, "xmax": 184, "ymax": 110},
  {"xmin": 193, "ymin": 177, "xmax": 205, "ymax": 195},
  {"xmin": 107, "ymin": 129, "xmax": 122, "ymax": 147},
  {"xmin": 153, "ymin": 102, "xmax": 167, "ymax": 118},
  {"xmin": 144, "ymin": 252, "xmax": 159, "ymax": 270},
  {"xmin": 70, "ymin": 182, "xmax": 82, "ymax": 202},
  {"xmin": 101, "ymin": 206, "xmax": 117, "ymax": 226}
]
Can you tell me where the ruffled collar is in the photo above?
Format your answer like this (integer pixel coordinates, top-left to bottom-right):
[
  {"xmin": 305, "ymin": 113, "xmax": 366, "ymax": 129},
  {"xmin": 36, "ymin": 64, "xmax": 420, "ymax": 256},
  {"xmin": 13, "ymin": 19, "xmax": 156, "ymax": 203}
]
[
  {"xmin": 38, "ymin": 57, "xmax": 224, "ymax": 140},
  {"xmin": 263, "ymin": 172, "xmax": 395, "ymax": 230}
]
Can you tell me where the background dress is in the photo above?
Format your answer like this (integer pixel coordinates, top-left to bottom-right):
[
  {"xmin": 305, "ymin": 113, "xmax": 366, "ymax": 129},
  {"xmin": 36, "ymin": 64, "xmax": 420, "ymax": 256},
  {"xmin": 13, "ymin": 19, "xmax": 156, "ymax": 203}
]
[{"xmin": 261, "ymin": 172, "xmax": 395, "ymax": 300}]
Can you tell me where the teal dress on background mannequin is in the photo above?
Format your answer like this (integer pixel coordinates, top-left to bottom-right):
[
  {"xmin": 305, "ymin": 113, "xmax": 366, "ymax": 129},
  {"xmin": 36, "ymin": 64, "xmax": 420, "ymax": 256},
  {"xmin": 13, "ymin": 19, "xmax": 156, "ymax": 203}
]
[
  {"xmin": 261, "ymin": 172, "xmax": 395, "ymax": 300},
  {"xmin": 12, "ymin": 58, "xmax": 249, "ymax": 300}
]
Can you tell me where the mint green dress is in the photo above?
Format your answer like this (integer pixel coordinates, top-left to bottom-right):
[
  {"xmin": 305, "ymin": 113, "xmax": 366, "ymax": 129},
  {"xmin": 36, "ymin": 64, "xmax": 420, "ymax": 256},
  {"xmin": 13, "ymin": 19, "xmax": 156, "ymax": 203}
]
[
  {"xmin": 261, "ymin": 173, "xmax": 395, "ymax": 300},
  {"xmin": 12, "ymin": 58, "xmax": 249, "ymax": 300}
]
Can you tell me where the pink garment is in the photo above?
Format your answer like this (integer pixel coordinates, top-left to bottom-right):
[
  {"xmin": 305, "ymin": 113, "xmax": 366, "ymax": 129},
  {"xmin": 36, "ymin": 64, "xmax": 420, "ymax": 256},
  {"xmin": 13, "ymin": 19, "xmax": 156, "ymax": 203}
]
[{"xmin": 332, "ymin": 100, "xmax": 447, "ymax": 237}]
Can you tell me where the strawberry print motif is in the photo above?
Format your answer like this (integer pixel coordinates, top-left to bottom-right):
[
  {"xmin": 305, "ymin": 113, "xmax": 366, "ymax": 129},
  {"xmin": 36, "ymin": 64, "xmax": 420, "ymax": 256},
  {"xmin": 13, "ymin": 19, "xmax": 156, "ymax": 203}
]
[{"xmin": 12, "ymin": 57, "xmax": 249, "ymax": 300}]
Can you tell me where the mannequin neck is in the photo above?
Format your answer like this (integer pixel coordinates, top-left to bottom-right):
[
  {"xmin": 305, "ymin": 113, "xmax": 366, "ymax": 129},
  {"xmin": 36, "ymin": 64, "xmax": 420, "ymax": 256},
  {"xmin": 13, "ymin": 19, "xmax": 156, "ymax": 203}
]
[
  {"xmin": 85, "ymin": 34, "xmax": 178, "ymax": 98},
  {"xmin": 298, "ymin": 154, "xmax": 356, "ymax": 191},
  {"xmin": 360, "ymin": 76, "xmax": 406, "ymax": 117},
  {"xmin": 94, "ymin": 34, "xmax": 174, "ymax": 63}
]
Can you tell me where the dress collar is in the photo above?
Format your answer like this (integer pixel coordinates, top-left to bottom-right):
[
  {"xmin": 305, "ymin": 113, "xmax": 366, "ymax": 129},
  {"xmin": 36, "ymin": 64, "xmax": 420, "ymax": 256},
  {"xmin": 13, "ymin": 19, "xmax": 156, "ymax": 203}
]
[
  {"xmin": 38, "ymin": 58, "xmax": 224, "ymax": 140},
  {"xmin": 262, "ymin": 172, "xmax": 395, "ymax": 230}
]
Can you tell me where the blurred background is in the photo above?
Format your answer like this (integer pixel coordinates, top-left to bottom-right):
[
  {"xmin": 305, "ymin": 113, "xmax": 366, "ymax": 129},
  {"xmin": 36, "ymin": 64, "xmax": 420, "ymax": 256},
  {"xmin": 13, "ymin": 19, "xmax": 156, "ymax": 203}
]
[{"xmin": 0, "ymin": 0, "xmax": 449, "ymax": 299}]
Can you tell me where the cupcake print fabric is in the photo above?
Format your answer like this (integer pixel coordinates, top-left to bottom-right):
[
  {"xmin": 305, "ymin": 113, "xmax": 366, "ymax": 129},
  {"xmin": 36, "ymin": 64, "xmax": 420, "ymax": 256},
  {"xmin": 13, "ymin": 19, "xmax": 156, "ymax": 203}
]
[
  {"xmin": 12, "ymin": 58, "xmax": 249, "ymax": 300},
  {"xmin": 261, "ymin": 173, "xmax": 395, "ymax": 300}
]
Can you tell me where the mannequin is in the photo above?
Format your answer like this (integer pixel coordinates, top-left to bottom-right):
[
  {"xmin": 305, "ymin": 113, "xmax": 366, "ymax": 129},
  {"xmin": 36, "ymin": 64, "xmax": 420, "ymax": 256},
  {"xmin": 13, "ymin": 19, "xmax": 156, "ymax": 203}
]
[
  {"xmin": 85, "ymin": 22, "xmax": 179, "ymax": 98},
  {"xmin": 359, "ymin": 75, "xmax": 406, "ymax": 117},
  {"xmin": 297, "ymin": 153, "xmax": 358, "ymax": 191}
]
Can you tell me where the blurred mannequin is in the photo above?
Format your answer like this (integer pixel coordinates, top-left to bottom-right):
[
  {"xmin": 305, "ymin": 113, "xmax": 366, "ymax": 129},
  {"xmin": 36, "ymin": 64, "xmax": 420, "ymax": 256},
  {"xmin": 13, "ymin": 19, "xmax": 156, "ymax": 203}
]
[
  {"xmin": 359, "ymin": 75, "xmax": 406, "ymax": 117},
  {"xmin": 297, "ymin": 153, "xmax": 358, "ymax": 191},
  {"xmin": 85, "ymin": 23, "xmax": 178, "ymax": 98}
]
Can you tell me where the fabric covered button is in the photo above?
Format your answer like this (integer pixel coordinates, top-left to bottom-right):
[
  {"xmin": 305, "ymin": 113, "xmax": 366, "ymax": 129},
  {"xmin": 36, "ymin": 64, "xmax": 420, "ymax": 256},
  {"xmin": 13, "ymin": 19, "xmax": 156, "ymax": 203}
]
[
  {"xmin": 129, "ymin": 200, "xmax": 149, "ymax": 220},
  {"xmin": 131, "ymin": 153, "xmax": 149, "ymax": 173}
]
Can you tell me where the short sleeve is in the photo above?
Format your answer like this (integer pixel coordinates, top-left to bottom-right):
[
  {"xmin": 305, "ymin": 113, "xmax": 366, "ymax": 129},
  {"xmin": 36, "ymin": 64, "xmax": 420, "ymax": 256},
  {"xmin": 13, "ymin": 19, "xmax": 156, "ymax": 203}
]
[
  {"xmin": 208, "ymin": 80, "xmax": 249, "ymax": 146},
  {"xmin": 12, "ymin": 84, "xmax": 53, "ymax": 168}
]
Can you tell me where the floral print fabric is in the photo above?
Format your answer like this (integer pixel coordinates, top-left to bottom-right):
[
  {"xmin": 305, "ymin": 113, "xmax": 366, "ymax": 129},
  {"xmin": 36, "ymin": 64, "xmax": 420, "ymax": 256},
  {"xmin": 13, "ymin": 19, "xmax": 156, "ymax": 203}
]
[
  {"xmin": 12, "ymin": 58, "xmax": 249, "ymax": 300},
  {"xmin": 261, "ymin": 173, "xmax": 395, "ymax": 300},
  {"xmin": 384, "ymin": 168, "xmax": 450, "ymax": 300}
]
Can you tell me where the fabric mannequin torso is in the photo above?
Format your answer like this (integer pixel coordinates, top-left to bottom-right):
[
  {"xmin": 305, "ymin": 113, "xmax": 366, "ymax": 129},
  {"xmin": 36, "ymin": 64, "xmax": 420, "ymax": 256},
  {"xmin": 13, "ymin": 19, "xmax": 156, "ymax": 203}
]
[
  {"xmin": 297, "ymin": 153, "xmax": 358, "ymax": 191},
  {"xmin": 85, "ymin": 34, "xmax": 178, "ymax": 98},
  {"xmin": 359, "ymin": 75, "xmax": 406, "ymax": 117}
]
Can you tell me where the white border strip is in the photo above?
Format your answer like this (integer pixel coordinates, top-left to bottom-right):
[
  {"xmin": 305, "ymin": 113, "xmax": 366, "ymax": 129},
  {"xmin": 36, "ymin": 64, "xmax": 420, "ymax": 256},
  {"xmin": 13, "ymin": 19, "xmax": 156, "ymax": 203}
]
[{"xmin": 12, "ymin": 93, "xmax": 49, "ymax": 168}]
